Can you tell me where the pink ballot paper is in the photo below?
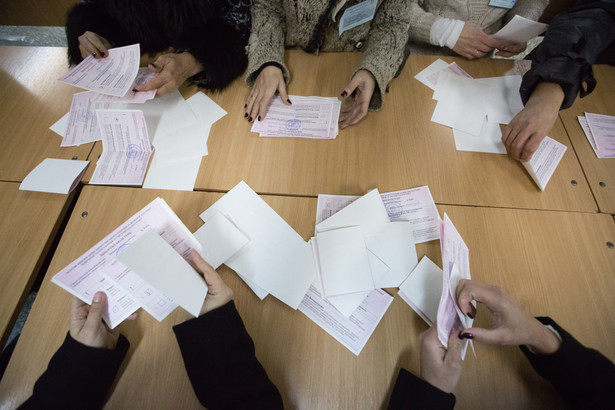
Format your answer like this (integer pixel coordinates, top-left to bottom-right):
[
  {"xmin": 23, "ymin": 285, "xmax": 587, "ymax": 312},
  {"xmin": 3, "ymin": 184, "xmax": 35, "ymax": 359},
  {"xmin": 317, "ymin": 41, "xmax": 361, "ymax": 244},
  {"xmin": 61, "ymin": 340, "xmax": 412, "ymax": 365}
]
[
  {"xmin": 52, "ymin": 198, "xmax": 202, "ymax": 328},
  {"xmin": 437, "ymin": 214, "xmax": 473, "ymax": 356}
]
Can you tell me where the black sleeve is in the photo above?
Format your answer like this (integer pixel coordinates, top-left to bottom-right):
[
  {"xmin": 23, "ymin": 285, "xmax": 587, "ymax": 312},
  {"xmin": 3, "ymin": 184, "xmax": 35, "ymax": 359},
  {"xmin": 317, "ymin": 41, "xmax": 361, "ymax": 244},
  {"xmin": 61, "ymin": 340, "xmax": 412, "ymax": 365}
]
[
  {"xmin": 520, "ymin": 0, "xmax": 615, "ymax": 109},
  {"xmin": 65, "ymin": 2, "xmax": 131, "ymax": 66},
  {"xmin": 172, "ymin": 301, "xmax": 283, "ymax": 410},
  {"xmin": 520, "ymin": 317, "xmax": 615, "ymax": 410},
  {"xmin": 387, "ymin": 368, "xmax": 456, "ymax": 410},
  {"xmin": 174, "ymin": 17, "xmax": 249, "ymax": 92},
  {"xmin": 19, "ymin": 333, "xmax": 129, "ymax": 410}
]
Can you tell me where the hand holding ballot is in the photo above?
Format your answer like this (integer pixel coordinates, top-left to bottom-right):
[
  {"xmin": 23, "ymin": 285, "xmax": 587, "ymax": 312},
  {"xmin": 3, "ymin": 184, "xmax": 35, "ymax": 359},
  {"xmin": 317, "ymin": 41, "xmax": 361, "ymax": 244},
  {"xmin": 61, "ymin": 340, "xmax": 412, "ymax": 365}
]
[
  {"xmin": 77, "ymin": 31, "xmax": 112, "ymax": 59},
  {"xmin": 134, "ymin": 52, "xmax": 204, "ymax": 97},
  {"xmin": 456, "ymin": 280, "xmax": 561, "ymax": 355},
  {"xmin": 419, "ymin": 326, "xmax": 464, "ymax": 394},
  {"xmin": 339, "ymin": 69, "xmax": 376, "ymax": 129},
  {"xmin": 452, "ymin": 25, "xmax": 506, "ymax": 60},
  {"xmin": 245, "ymin": 65, "xmax": 290, "ymax": 122},
  {"xmin": 189, "ymin": 250, "xmax": 234, "ymax": 316}
]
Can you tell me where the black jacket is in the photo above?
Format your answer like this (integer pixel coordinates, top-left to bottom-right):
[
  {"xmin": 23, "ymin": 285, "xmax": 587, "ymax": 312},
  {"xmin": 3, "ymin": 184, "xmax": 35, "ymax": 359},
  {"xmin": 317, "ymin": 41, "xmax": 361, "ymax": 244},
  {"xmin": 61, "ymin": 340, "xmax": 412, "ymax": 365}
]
[
  {"xmin": 65, "ymin": 0, "xmax": 251, "ymax": 91},
  {"xmin": 520, "ymin": 0, "xmax": 615, "ymax": 109}
]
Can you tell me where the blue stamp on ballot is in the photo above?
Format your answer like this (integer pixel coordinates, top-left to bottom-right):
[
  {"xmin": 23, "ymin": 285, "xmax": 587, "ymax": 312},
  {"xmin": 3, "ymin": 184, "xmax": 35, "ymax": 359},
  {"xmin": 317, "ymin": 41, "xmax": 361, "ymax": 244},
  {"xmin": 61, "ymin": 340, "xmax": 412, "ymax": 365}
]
[{"xmin": 286, "ymin": 119, "xmax": 302, "ymax": 130}]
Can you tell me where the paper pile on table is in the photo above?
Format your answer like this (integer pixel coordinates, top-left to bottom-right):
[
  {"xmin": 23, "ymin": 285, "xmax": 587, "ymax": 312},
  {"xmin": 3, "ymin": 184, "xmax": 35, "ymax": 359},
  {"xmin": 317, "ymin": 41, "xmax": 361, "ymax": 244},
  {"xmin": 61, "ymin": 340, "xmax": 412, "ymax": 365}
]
[
  {"xmin": 20, "ymin": 158, "xmax": 89, "ymax": 194},
  {"xmin": 251, "ymin": 95, "xmax": 341, "ymax": 139},
  {"xmin": 578, "ymin": 113, "xmax": 615, "ymax": 159}
]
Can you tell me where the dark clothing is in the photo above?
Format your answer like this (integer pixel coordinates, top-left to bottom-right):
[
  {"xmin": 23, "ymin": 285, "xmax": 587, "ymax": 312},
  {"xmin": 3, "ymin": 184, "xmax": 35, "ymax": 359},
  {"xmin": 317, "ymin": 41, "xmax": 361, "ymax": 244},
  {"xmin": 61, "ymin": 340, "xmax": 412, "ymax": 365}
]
[
  {"xmin": 19, "ymin": 333, "xmax": 130, "ymax": 409},
  {"xmin": 65, "ymin": 0, "xmax": 251, "ymax": 91},
  {"xmin": 519, "ymin": 317, "xmax": 615, "ymax": 410},
  {"xmin": 520, "ymin": 0, "xmax": 615, "ymax": 109},
  {"xmin": 19, "ymin": 301, "xmax": 282, "ymax": 410},
  {"xmin": 172, "ymin": 301, "xmax": 284, "ymax": 410},
  {"xmin": 388, "ymin": 317, "xmax": 615, "ymax": 409}
]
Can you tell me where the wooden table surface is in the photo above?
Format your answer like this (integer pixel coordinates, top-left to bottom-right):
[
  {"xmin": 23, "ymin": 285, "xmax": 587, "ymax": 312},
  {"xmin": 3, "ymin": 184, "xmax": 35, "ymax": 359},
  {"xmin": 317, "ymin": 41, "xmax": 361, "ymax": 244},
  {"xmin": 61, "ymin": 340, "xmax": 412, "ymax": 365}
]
[
  {"xmin": 558, "ymin": 64, "xmax": 615, "ymax": 214},
  {"xmin": 0, "ymin": 47, "xmax": 94, "ymax": 182},
  {"xmin": 1, "ymin": 186, "xmax": 613, "ymax": 410},
  {"xmin": 0, "ymin": 182, "xmax": 73, "ymax": 347},
  {"xmin": 180, "ymin": 52, "xmax": 597, "ymax": 212}
]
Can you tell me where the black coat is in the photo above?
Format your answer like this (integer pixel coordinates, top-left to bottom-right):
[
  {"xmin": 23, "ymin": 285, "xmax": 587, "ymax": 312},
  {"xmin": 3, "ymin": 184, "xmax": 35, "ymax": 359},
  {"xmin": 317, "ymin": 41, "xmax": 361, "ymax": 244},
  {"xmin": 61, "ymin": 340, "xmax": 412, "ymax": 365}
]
[{"xmin": 66, "ymin": 0, "xmax": 252, "ymax": 91}]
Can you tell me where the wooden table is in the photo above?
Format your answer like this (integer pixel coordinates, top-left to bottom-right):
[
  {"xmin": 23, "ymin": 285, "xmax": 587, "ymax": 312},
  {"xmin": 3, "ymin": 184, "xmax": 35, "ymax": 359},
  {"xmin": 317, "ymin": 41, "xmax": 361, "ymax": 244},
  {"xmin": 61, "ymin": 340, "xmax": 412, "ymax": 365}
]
[
  {"xmin": 0, "ymin": 182, "xmax": 73, "ymax": 347},
  {"xmin": 558, "ymin": 64, "xmax": 615, "ymax": 214},
  {"xmin": 185, "ymin": 52, "xmax": 597, "ymax": 213},
  {"xmin": 0, "ymin": 47, "xmax": 94, "ymax": 182},
  {"xmin": 1, "ymin": 186, "xmax": 613, "ymax": 409}
]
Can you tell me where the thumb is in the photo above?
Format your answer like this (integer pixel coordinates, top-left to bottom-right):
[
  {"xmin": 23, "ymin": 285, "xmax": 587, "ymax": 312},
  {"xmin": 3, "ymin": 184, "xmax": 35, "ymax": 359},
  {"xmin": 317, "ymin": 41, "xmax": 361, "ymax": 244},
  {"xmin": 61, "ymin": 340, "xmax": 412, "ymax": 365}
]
[
  {"xmin": 460, "ymin": 326, "xmax": 502, "ymax": 345},
  {"xmin": 446, "ymin": 329, "xmax": 464, "ymax": 362},
  {"xmin": 341, "ymin": 75, "xmax": 362, "ymax": 99},
  {"xmin": 84, "ymin": 291, "xmax": 106, "ymax": 331}
]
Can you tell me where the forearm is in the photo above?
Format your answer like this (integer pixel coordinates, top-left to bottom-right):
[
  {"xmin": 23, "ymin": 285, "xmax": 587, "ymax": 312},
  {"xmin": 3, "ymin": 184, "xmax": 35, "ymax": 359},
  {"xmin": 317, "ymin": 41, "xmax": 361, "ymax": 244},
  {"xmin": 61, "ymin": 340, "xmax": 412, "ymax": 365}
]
[
  {"xmin": 246, "ymin": 0, "xmax": 288, "ymax": 86},
  {"xmin": 407, "ymin": 1, "xmax": 439, "ymax": 45},
  {"xmin": 388, "ymin": 369, "xmax": 456, "ymax": 409}
]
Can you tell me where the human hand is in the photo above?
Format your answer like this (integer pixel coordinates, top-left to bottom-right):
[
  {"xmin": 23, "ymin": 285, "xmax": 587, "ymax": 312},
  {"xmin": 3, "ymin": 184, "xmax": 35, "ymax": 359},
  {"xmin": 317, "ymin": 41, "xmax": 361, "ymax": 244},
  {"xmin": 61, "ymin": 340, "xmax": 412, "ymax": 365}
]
[
  {"xmin": 245, "ymin": 65, "xmax": 290, "ymax": 122},
  {"xmin": 419, "ymin": 325, "xmax": 464, "ymax": 393},
  {"xmin": 134, "ymin": 52, "xmax": 203, "ymax": 97},
  {"xmin": 456, "ymin": 279, "xmax": 561, "ymax": 354},
  {"xmin": 70, "ymin": 292, "xmax": 125, "ymax": 349},
  {"xmin": 495, "ymin": 42, "xmax": 527, "ymax": 57},
  {"xmin": 339, "ymin": 69, "xmax": 376, "ymax": 129},
  {"xmin": 502, "ymin": 82, "xmax": 564, "ymax": 161},
  {"xmin": 189, "ymin": 249, "xmax": 234, "ymax": 315},
  {"xmin": 452, "ymin": 25, "xmax": 504, "ymax": 59},
  {"xmin": 77, "ymin": 31, "xmax": 112, "ymax": 60}
]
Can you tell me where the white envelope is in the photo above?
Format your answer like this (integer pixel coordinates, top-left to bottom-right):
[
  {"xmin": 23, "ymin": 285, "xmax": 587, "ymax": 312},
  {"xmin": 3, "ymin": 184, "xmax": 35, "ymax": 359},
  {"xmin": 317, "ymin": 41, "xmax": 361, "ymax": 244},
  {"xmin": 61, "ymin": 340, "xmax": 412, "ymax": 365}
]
[
  {"xmin": 20, "ymin": 158, "xmax": 89, "ymax": 194},
  {"xmin": 193, "ymin": 212, "xmax": 250, "ymax": 269}
]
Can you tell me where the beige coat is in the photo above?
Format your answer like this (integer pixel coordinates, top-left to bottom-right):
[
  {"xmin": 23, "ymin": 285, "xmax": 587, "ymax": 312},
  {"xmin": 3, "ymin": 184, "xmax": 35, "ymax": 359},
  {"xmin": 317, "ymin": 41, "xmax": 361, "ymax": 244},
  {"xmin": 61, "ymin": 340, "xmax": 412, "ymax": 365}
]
[
  {"xmin": 408, "ymin": 0, "xmax": 549, "ymax": 55},
  {"xmin": 246, "ymin": 0, "xmax": 413, "ymax": 110}
]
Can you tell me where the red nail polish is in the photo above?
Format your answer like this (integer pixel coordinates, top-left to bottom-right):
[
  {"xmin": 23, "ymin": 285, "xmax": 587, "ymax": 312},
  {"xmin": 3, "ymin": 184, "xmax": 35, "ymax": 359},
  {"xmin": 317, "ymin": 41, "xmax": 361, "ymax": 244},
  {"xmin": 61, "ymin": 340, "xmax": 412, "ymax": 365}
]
[
  {"xmin": 249, "ymin": 117, "xmax": 253, "ymax": 122},
  {"xmin": 287, "ymin": 99, "xmax": 292, "ymax": 104},
  {"xmin": 132, "ymin": 88, "xmax": 138, "ymax": 92},
  {"xmin": 244, "ymin": 104, "xmax": 247, "ymax": 108},
  {"xmin": 244, "ymin": 113, "xmax": 248, "ymax": 118},
  {"xmin": 92, "ymin": 52, "xmax": 97, "ymax": 57},
  {"xmin": 467, "ymin": 311, "xmax": 474, "ymax": 319},
  {"xmin": 258, "ymin": 116, "xmax": 262, "ymax": 121},
  {"xmin": 341, "ymin": 91, "xmax": 348, "ymax": 98},
  {"xmin": 458, "ymin": 332, "xmax": 474, "ymax": 340},
  {"xmin": 100, "ymin": 52, "xmax": 106, "ymax": 57}
]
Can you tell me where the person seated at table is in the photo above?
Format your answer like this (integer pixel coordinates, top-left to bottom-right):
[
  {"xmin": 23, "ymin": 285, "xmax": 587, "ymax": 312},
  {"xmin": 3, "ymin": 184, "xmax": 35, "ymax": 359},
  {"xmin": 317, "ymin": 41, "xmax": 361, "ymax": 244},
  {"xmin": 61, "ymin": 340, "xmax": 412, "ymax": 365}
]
[
  {"xmin": 20, "ymin": 250, "xmax": 284, "ymax": 410},
  {"xmin": 406, "ymin": 0, "xmax": 548, "ymax": 60},
  {"xmin": 244, "ymin": 0, "xmax": 412, "ymax": 129},
  {"xmin": 502, "ymin": 0, "xmax": 615, "ymax": 161},
  {"xmin": 65, "ymin": 0, "xmax": 251, "ymax": 96},
  {"xmin": 388, "ymin": 279, "xmax": 615, "ymax": 408}
]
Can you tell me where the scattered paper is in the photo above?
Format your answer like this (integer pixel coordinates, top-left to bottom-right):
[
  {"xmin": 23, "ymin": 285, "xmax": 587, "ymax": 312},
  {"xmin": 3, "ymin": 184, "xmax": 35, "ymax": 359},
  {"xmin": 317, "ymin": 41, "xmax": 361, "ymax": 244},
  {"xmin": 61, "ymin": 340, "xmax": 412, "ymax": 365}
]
[
  {"xmin": 252, "ymin": 95, "xmax": 341, "ymax": 139},
  {"xmin": 63, "ymin": 91, "xmax": 112, "ymax": 147},
  {"xmin": 90, "ymin": 109, "xmax": 153, "ymax": 186},
  {"xmin": 20, "ymin": 158, "xmax": 88, "ymax": 194},
  {"xmin": 142, "ymin": 151, "xmax": 201, "ymax": 191},
  {"xmin": 380, "ymin": 186, "xmax": 440, "ymax": 243},
  {"xmin": 414, "ymin": 59, "xmax": 450, "ymax": 90},
  {"xmin": 58, "ymin": 44, "xmax": 140, "ymax": 97},
  {"xmin": 453, "ymin": 121, "xmax": 506, "ymax": 154},
  {"xmin": 578, "ymin": 116, "xmax": 615, "ymax": 158},
  {"xmin": 585, "ymin": 113, "xmax": 615, "ymax": 155},
  {"xmin": 338, "ymin": 0, "xmax": 377, "ymax": 36},
  {"xmin": 52, "ymin": 198, "xmax": 201, "ymax": 327},
  {"xmin": 522, "ymin": 137, "xmax": 567, "ymax": 191},
  {"xmin": 492, "ymin": 15, "xmax": 548, "ymax": 44},
  {"xmin": 398, "ymin": 256, "xmax": 443, "ymax": 326},
  {"xmin": 429, "ymin": 63, "xmax": 473, "ymax": 95},
  {"xmin": 199, "ymin": 181, "xmax": 316, "ymax": 309},
  {"xmin": 316, "ymin": 189, "xmax": 389, "ymax": 233},
  {"xmin": 49, "ymin": 113, "xmax": 69, "ymax": 138},
  {"xmin": 93, "ymin": 67, "xmax": 157, "ymax": 103},
  {"xmin": 117, "ymin": 229, "xmax": 207, "ymax": 318},
  {"xmin": 298, "ymin": 285, "xmax": 393, "ymax": 355},
  {"xmin": 193, "ymin": 212, "xmax": 250, "ymax": 269},
  {"xmin": 479, "ymin": 75, "xmax": 524, "ymax": 124}
]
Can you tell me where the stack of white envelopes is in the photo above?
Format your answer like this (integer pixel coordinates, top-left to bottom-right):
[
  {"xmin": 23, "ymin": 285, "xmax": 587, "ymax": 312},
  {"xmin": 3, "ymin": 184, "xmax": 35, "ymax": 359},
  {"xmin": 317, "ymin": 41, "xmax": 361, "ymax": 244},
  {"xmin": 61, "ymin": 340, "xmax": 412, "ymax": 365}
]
[{"xmin": 251, "ymin": 95, "xmax": 341, "ymax": 139}]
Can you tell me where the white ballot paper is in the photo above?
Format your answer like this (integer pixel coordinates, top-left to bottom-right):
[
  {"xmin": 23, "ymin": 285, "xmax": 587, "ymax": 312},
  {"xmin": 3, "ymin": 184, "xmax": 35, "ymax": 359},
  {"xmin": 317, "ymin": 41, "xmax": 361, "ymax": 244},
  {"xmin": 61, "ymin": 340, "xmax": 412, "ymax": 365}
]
[
  {"xmin": 492, "ymin": 15, "xmax": 548, "ymax": 44},
  {"xmin": 63, "ymin": 91, "xmax": 112, "ymax": 147},
  {"xmin": 585, "ymin": 113, "xmax": 615, "ymax": 155},
  {"xmin": 338, "ymin": 0, "xmax": 377, "ymax": 36},
  {"xmin": 58, "ymin": 44, "xmax": 140, "ymax": 97},
  {"xmin": 20, "ymin": 158, "xmax": 89, "ymax": 194},
  {"xmin": 93, "ymin": 67, "xmax": 157, "ymax": 103},
  {"xmin": 578, "ymin": 116, "xmax": 615, "ymax": 158},
  {"xmin": 453, "ymin": 122, "xmax": 506, "ymax": 154},
  {"xmin": 316, "ymin": 189, "xmax": 389, "ymax": 233},
  {"xmin": 298, "ymin": 284, "xmax": 393, "ymax": 356},
  {"xmin": 252, "ymin": 95, "xmax": 340, "ymax": 139},
  {"xmin": 193, "ymin": 212, "xmax": 250, "ymax": 269},
  {"xmin": 117, "ymin": 229, "xmax": 207, "ymax": 317},
  {"xmin": 429, "ymin": 63, "xmax": 473, "ymax": 96},
  {"xmin": 52, "ymin": 198, "xmax": 201, "ymax": 327},
  {"xmin": 199, "ymin": 181, "xmax": 315, "ymax": 309},
  {"xmin": 479, "ymin": 75, "xmax": 524, "ymax": 125},
  {"xmin": 49, "ymin": 113, "xmax": 69, "ymax": 138},
  {"xmin": 522, "ymin": 137, "xmax": 567, "ymax": 191},
  {"xmin": 90, "ymin": 109, "xmax": 153, "ymax": 185},
  {"xmin": 398, "ymin": 256, "xmax": 443, "ymax": 326},
  {"xmin": 414, "ymin": 59, "xmax": 450, "ymax": 90}
]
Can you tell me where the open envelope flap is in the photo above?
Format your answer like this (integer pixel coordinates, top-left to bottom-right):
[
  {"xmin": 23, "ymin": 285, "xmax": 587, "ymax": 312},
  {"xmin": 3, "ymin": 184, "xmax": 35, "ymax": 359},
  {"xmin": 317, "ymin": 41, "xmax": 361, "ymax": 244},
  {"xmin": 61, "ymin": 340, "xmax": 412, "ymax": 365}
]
[
  {"xmin": 315, "ymin": 189, "xmax": 389, "ymax": 233},
  {"xmin": 193, "ymin": 212, "xmax": 251, "ymax": 270}
]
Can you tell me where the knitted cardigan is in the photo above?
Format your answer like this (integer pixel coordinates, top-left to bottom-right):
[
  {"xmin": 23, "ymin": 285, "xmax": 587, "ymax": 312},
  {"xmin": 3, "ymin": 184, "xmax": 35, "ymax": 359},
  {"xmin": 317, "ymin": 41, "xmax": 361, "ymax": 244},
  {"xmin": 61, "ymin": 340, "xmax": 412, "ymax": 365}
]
[
  {"xmin": 246, "ymin": 0, "xmax": 413, "ymax": 110},
  {"xmin": 407, "ymin": 0, "xmax": 549, "ymax": 55}
]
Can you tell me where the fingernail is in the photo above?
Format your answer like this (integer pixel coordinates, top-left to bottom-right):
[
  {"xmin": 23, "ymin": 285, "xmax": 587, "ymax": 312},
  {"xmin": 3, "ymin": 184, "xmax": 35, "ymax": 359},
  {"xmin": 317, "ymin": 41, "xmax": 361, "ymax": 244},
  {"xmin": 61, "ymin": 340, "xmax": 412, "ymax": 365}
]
[
  {"xmin": 341, "ymin": 91, "xmax": 348, "ymax": 98},
  {"xmin": 467, "ymin": 311, "xmax": 474, "ymax": 319},
  {"xmin": 100, "ymin": 52, "xmax": 106, "ymax": 57},
  {"xmin": 151, "ymin": 63, "xmax": 157, "ymax": 69},
  {"xmin": 249, "ymin": 116, "xmax": 253, "ymax": 122},
  {"xmin": 287, "ymin": 99, "xmax": 292, "ymax": 104},
  {"xmin": 93, "ymin": 292, "xmax": 103, "ymax": 303},
  {"xmin": 258, "ymin": 116, "xmax": 262, "ymax": 121},
  {"xmin": 458, "ymin": 332, "xmax": 474, "ymax": 340},
  {"xmin": 132, "ymin": 88, "xmax": 138, "ymax": 92},
  {"xmin": 92, "ymin": 52, "xmax": 97, "ymax": 57},
  {"xmin": 244, "ymin": 113, "xmax": 248, "ymax": 118},
  {"xmin": 244, "ymin": 104, "xmax": 247, "ymax": 108}
]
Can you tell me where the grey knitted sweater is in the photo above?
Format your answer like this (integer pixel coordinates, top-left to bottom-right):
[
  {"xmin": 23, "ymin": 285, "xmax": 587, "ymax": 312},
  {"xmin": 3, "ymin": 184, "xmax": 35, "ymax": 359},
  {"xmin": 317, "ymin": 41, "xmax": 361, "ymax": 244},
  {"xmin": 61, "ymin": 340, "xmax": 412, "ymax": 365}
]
[
  {"xmin": 408, "ymin": 0, "xmax": 548, "ymax": 55},
  {"xmin": 246, "ymin": 0, "xmax": 413, "ymax": 110}
]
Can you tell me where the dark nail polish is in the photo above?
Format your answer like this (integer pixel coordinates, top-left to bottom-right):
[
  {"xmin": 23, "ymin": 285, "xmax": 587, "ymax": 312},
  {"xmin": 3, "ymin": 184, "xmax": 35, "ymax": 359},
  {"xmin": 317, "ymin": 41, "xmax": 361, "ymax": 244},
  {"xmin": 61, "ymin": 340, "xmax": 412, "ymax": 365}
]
[
  {"xmin": 92, "ymin": 52, "xmax": 97, "ymax": 57},
  {"xmin": 287, "ymin": 99, "xmax": 292, "ymax": 104},
  {"xmin": 467, "ymin": 311, "xmax": 474, "ymax": 319},
  {"xmin": 341, "ymin": 91, "xmax": 348, "ymax": 98},
  {"xmin": 249, "ymin": 116, "xmax": 253, "ymax": 122},
  {"xmin": 244, "ymin": 113, "xmax": 248, "ymax": 118},
  {"xmin": 100, "ymin": 52, "xmax": 106, "ymax": 57},
  {"xmin": 458, "ymin": 332, "xmax": 474, "ymax": 340},
  {"xmin": 244, "ymin": 104, "xmax": 247, "ymax": 108},
  {"xmin": 258, "ymin": 116, "xmax": 262, "ymax": 121},
  {"xmin": 132, "ymin": 88, "xmax": 138, "ymax": 92}
]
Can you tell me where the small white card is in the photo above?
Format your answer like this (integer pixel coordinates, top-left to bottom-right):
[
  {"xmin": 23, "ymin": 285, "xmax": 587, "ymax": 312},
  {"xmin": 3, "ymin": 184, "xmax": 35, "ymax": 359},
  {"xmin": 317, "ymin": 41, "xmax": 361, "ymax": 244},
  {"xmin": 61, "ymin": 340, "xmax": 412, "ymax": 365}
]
[
  {"xmin": 117, "ymin": 229, "xmax": 208, "ymax": 317},
  {"xmin": 20, "ymin": 158, "xmax": 89, "ymax": 194},
  {"xmin": 193, "ymin": 212, "xmax": 250, "ymax": 269},
  {"xmin": 398, "ymin": 256, "xmax": 443, "ymax": 326}
]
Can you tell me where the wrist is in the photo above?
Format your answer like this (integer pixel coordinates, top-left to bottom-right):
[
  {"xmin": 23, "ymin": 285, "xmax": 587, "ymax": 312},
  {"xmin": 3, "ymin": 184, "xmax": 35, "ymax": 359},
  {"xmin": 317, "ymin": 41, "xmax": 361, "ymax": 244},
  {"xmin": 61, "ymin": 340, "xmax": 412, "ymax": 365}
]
[
  {"xmin": 179, "ymin": 52, "xmax": 202, "ymax": 78},
  {"xmin": 526, "ymin": 321, "xmax": 562, "ymax": 355}
]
